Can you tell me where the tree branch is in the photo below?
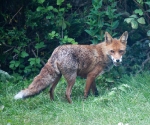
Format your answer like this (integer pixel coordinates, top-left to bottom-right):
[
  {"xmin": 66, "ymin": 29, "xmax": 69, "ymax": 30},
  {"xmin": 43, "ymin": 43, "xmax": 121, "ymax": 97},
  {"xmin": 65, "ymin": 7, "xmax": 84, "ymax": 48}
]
[{"xmin": 9, "ymin": 7, "xmax": 23, "ymax": 24}]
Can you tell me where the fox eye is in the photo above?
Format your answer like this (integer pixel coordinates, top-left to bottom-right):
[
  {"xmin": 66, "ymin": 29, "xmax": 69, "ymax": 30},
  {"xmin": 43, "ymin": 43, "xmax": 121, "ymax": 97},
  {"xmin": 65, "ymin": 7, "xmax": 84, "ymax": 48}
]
[
  {"xmin": 119, "ymin": 50, "xmax": 124, "ymax": 53},
  {"xmin": 110, "ymin": 50, "xmax": 114, "ymax": 53}
]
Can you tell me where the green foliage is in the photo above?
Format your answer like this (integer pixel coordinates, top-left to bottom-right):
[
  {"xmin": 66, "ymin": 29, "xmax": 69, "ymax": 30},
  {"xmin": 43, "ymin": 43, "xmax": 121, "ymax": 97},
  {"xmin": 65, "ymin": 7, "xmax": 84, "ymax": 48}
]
[
  {"xmin": 124, "ymin": 1, "xmax": 150, "ymax": 36},
  {"xmin": 0, "ymin": 0, "xmax": 150, "ymax": 77},
  {"xmin": 85, "ymin": 0, "xmax": 120, "ymax": 43},
  {"xmin": 124, "ymin": 9, "xmax": 146, "ymax": 29},
  {"xmin": 0, "ymin": 0, "xmax": 81, "ymax": 76}
]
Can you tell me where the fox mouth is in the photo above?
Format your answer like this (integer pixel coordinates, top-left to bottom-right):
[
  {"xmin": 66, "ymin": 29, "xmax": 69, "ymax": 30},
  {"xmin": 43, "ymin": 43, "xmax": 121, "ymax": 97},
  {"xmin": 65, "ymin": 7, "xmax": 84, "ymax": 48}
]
[{"xmin": 113, "ymin": 62, "xmax": 121, "ymax": 66}]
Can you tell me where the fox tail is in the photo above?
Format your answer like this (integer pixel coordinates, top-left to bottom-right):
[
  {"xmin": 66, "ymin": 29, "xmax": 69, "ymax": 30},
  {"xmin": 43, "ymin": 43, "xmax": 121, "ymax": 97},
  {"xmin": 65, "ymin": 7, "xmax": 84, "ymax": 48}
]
[{"xmin": 14, "ymin": 62, "xmax": 59, "ymax": 99}]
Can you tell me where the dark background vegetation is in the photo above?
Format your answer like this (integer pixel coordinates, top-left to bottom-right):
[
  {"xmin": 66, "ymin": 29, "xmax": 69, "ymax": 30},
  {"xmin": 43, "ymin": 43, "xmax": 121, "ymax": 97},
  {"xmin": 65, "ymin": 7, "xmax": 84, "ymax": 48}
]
[{"xmin": 0, "ymin": 0, "xmax": 150, "ymax": 80}]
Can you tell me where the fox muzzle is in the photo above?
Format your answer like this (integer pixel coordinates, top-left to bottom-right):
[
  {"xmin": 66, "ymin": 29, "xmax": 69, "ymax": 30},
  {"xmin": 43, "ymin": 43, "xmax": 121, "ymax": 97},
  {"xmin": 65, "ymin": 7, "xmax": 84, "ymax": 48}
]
[{"xmin": 110, "ymin": 56, "xmax": 122, "ymax": 66}]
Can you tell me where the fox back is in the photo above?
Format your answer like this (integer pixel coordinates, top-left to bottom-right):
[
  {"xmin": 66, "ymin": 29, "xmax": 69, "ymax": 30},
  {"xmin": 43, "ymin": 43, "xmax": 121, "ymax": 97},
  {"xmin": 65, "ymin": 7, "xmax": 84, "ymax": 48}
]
[{"xmin": 14, "ymin": 31, "xmax": 128, "ymax": 103}]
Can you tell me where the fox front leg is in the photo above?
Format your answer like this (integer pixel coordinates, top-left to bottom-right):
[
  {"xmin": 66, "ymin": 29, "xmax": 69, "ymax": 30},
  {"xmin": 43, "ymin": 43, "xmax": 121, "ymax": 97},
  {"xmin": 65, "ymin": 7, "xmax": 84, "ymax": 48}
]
[
  {"xmin": 84, "ymin": 67, "xmax": 102, "ymax": 98},
  {"xmin": 90, "ymin": 81, "xmax": 99, "ymax": 96}
]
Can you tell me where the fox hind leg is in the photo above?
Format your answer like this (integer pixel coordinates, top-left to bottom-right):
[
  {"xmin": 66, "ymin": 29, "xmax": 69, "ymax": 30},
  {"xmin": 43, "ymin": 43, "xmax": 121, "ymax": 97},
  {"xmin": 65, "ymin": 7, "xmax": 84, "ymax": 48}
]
[
  {"xmin": 49, "ymin": 74, "xmax": 62, "ymax": 101},
  {"xmin": 64, "ymin": 73, "xmax": 77, "ymax": 103}
]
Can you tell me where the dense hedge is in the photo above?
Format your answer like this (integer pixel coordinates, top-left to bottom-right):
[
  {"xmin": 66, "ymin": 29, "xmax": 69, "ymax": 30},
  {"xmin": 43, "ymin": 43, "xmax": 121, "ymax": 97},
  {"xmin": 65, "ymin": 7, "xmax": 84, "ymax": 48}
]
[{"xmin": 0, "ymin": 0, "xmax": 150, "ymax": 78}]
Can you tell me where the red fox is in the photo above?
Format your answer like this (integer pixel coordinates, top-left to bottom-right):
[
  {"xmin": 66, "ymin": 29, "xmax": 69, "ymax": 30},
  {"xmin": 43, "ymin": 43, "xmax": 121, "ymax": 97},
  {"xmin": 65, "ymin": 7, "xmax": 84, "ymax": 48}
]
[{"xmin": 14, "ymin": 31, "xmax": 128, "ymax": 103}]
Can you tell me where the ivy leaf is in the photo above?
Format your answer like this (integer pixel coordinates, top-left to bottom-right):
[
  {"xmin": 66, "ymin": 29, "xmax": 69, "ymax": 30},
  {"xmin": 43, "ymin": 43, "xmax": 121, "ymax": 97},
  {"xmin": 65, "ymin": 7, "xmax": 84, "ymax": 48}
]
[
  {"xmin": 137, "ymin": 17, "xmax": 146, "ymax": 24},
  {"xmin": 131, "ymin": 20, "xmax": 138, "ymax": 29}
]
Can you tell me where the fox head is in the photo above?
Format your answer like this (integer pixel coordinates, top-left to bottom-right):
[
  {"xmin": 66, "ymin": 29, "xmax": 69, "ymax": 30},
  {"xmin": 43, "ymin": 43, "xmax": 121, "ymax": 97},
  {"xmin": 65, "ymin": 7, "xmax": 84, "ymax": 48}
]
[{"xmin": 105, "ymin": 31, "xmax": 128, "ymax": 66}]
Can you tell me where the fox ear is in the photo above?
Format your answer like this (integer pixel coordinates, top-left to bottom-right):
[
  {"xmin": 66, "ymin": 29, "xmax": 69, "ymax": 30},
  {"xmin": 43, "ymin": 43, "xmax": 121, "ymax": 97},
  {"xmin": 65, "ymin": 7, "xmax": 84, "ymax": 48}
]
[
  {"xmin": 120, "ymin": 31, "xmax": 128, "ymax": 44},
  {"xmin": 105, "ymin": 32, "xmax": 112, "ymax": 44}
]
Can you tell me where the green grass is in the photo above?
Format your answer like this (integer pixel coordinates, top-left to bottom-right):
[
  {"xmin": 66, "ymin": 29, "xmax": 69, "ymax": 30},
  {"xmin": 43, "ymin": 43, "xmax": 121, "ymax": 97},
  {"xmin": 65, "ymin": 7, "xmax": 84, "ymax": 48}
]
[{"xmin": 0, "ymin": 72, "xmax": 150, "ymax": 125}]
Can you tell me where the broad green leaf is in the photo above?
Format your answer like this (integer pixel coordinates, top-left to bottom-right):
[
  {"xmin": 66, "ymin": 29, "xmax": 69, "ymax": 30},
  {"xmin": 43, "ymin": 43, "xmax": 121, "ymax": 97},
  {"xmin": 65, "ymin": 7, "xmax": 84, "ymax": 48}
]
[
  {"xmin": 29, "ymin": 58, "xmax": 36, "ymax": 66},
  {"xmin": 137, "ymin": 0, "xmax": 143, "ymax": 4},
  {"xmin": 9, "ymin": 64, "xmax": 15, "ymax": 69},
  {"xmin": 36, "ymin": 6, "xmax": 44, "ymax": 12},
  {"xmin": 59, "ymin": 8, "xmax": 65, "ymax": 12},
  {"xmin": 52, "ymin": 8, "xmax": 58, "ymax": 13},
  {"xmin": 13, "ymin": 49, "xmax": 20, "ymax": 54},
  {"xmin": 47, "ymin": 6, "xmax": 53, "ymax": 11},
  {"xmin": 15, "ymin": 61, "xmax": 20, "ymax": 67},
  {"xmin": 10, "ymin": 60, "xmax": 15, "ymax": 64},
  {"xmin": 131, "ymin": 20, "xmax": 138, "ymax": 29},
  {"xmin": 46, "ymin": 16, "xmax": 51, "ymax": 19},
  {"xmin": 21, "ymin": 51, "xmax": 29, "ymax": 58},
  {"xmin": 67, "ymin": 4, "xmax": 72, "ymax": 9},
  {"xmin": 124, "ymin": 18, "xmax": 134, "ymax": 24},
  {"xmin": 24, "ymin": 67, "xmax": 31, "ymax": 73},
  {"xmin": 111, "ymin": 20, "xmax": 119, "ymax": 29},
  {"xmin": 145, "ymin": 2, "xmax": 150, "ymax": 6},
  {"xmin": 57, "ymin": 0, "xmax": 64, "ymax": 5},
  {"xmin": 37, "ymin": 0, "xmax": 45, "ymax": 4},
  {"xmin": 35, "ymin": 42, "xmax": 46, "ymax": 49},
  {"xmin": 36, "ymin": 58, "xmax": 40, "ymax": 64},
  {"xmin": 85, "ymin": 30, "xmax": 95, "ymax": 36},
  {"xmin": 137, "ymin": 17, "xmax": 146, "ymax": 24},
  {"xmin": 130, "ymin": 14, "xmax": 138, "ymax": 18},
  {"xmin": 134, "ymin": 9, "xmax": 143, "ymax": 16},
  {"xmin": 147, "ymin": 30, "xmax": 150, "ymax": 36},
  {"xmin": 62, "ymin": 21, "xmax": 66, "ymax": 30},
  {"xmin": 28, "ymin": 58, "xmax": 35, "ymax": 62},
  {"xmin": 98, "ymin": 18, "xmax": 104, "ymax": 28}
]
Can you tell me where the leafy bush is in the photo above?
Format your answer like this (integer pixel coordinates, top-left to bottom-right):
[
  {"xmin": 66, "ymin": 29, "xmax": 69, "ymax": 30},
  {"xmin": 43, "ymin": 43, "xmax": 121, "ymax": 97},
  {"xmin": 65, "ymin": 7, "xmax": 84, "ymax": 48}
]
[
  {"xmin": 85, "ymin": 0, "xmax": 121, "ymax": 43},
  {"xmin": 0, "ymin": 0, "xmax": 81, "ymax": 77},
  {"xmin": 0, "ymin": 0, "xmax": 150, "ymax": 78}
]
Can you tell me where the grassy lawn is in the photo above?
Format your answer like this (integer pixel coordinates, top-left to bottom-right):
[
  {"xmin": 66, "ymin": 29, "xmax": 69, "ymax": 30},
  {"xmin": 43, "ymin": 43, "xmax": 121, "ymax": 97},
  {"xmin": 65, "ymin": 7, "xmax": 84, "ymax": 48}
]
[{"xmin": 0, "ymin": 72, "xmax": 150, "ymax": 125}]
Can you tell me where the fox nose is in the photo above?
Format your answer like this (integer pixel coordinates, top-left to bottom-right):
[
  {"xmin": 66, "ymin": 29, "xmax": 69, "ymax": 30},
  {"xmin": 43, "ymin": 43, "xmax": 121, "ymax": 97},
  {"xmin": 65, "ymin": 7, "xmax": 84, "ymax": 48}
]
[{"xmin": 116, "ymin": 59, "xmax": 120, "ymax": 62}]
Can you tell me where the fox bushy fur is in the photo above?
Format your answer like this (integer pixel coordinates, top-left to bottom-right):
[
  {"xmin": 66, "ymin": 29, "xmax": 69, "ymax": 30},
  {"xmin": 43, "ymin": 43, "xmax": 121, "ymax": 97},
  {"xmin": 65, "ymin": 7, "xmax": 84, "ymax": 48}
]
[{"xmin": 14, "ymin": 31, "xmax": 128, "ymax": 103}]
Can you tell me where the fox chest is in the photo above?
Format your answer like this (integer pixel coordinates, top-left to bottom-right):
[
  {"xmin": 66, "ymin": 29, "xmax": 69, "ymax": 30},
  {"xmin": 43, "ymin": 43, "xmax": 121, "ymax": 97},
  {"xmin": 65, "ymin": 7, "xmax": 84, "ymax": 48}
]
[{"xmin": 102, "ymin": 59, "xmax": 114, "ymax": 72}]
